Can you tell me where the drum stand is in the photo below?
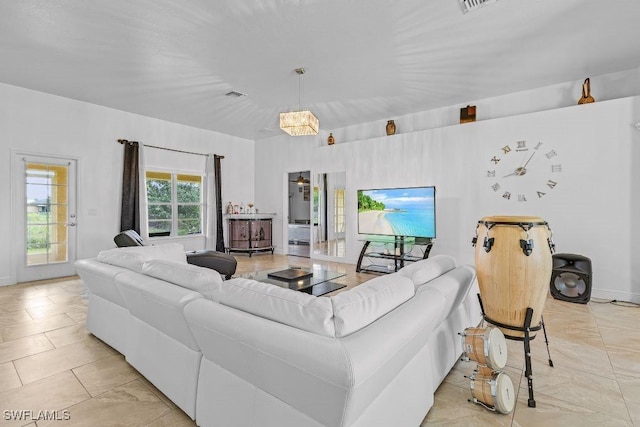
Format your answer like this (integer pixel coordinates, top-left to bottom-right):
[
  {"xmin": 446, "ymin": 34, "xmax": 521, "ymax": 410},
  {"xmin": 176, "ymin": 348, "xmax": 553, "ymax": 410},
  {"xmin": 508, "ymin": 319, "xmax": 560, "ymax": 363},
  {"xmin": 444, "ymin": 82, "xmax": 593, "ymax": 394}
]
[{"xmin": 477, "ymin": 294, "xmax": 554, "ymax": 408}]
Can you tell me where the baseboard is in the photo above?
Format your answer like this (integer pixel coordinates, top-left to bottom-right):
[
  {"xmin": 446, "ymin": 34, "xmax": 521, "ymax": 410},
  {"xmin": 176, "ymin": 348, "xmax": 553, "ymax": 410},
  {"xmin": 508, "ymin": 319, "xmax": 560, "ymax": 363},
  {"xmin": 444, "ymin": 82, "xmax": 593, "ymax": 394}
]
[
  {"xmin": 592, "ymin": 289, "xmax": 640, "ymax": 304},
  {"xmin": 0, "ymin": 276, "xmax": 16, "ymax": 287}
]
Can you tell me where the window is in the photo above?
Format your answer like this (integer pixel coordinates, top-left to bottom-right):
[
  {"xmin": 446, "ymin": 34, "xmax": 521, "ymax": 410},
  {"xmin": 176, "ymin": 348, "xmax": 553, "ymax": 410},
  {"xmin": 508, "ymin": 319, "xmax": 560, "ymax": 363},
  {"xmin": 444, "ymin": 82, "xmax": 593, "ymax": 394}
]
[{"xmin": 146, "ymin": 171, "xmax": 203, "ymax": 237}]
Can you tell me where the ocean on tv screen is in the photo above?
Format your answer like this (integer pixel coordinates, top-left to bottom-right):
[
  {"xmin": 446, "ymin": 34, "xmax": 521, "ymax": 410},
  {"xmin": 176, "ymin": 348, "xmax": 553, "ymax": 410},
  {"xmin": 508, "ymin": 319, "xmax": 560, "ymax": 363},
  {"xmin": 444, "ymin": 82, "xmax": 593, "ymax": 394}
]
[{"xmin": 358, "ymin": 187, "xmax": 435, "ymax": 238}]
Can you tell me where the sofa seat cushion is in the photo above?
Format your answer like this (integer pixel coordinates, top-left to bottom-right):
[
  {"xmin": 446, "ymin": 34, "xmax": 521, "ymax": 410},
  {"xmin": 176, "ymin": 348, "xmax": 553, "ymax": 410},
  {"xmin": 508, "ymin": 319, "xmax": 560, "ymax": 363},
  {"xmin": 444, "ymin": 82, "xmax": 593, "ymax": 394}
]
[
  {"xmin": 96, "ymin": 243, "xmax": 187, "ymax": 273},
  {"xmin": 330, "ymin": 274, "xmax": 415, "ymax": 337},
  {"xmin": 220, "ymin": 278, "xmax": 335, "ymax": 337},
  {"xmin": 398, "ymin": 254, "xmax": 457, "ymax": 288},
  {"xmin": 142, "ymin": 259, "xmax": 223, "ymax": 301}
]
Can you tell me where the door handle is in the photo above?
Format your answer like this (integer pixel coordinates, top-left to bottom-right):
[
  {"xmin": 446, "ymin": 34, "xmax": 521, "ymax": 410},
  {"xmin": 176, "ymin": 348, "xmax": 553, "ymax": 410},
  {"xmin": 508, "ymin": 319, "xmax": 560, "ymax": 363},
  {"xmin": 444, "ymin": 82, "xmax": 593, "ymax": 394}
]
[{"xmin": 65, "ymin": 223, "xmax": 76, "ymax": 227}]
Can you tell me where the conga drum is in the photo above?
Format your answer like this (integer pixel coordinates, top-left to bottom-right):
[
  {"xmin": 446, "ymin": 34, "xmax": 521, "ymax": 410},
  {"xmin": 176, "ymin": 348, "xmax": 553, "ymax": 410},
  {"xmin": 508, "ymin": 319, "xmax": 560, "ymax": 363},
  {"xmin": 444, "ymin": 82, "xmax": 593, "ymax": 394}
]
[{"xmin": 474, "ymin": 216, "xmax": 554, "ymax": 339}]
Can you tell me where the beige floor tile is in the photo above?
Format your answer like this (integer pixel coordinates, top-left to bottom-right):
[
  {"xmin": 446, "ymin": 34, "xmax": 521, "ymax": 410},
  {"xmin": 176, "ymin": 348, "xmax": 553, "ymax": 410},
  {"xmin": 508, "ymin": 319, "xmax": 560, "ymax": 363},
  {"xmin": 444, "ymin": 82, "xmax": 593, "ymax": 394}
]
[
  {"xmin": 607, "ymin": 348, "xmax": 640, "ymax": 379},
  {"xmin": 590, "ymin": 301, "xmax": 638, "ymax": 331},
  {"xmin": 616, "ymin": 375, "xmax": 640, "ymax": 405},
  {"xmin": 511, "ymin": 388, "xmax": 632, "ymax": 427},
  {"xmin": 0, "ymin": 334, "xmax": 54, "ymax": 364},
  {"xmin": 516, "ymin": 362, "xmax": 628, "ymax": 421},
  {"xmin": 38, "ymin": 379, "xmax": 171, "ymax": 427},
  {"xmin": 0, "ymin": 361, "xmax": 21, "ymax": 393},
  {"xmin": 137, "ymin": 376, "xmax": 178, "ymax": 411},
  {"xmin": 0, "ymin": 296, "xmax": 53, "ymax": 313},
  {"xmin": 73, "ymin": 354, "xmax": 141, "ymax": 397},
  {"xmin": 65, "ymin": 309, "xmax": 87, "ymax": 323},
  {"xmin": 0, "ymin": 370, "xmax": 89, "ymax": 427},
  {"xmin": 424, "ymin": 381, "xmax": 514, "ymax": 426},
  {"xmin": 144, "ymin": 408, "xmax": 196, "ymax": 427},
  {"xmin": 14, "ymin": 339, "xmax": 113, "ymax": 384},
  {"xmin": 0, "ymin": 310, "xmax": 33, "ymax": 327},
  {"xmin": 626, "ymin": 399, "xmax": 640, "ymax": 426},
  {"xmin": 1, "ymin": 313, "xmax": 76, "ymax": 342},
  {"xmin": 598, "ymin": 325, "xmax": 640, "ymax": 353},
  {"xmin": 26, "ymin": 303, "xmax": 87, "ymax": 320},
  {"xmin": 44, "ymin": 323, "xmax": 94, "ymax": 348}
]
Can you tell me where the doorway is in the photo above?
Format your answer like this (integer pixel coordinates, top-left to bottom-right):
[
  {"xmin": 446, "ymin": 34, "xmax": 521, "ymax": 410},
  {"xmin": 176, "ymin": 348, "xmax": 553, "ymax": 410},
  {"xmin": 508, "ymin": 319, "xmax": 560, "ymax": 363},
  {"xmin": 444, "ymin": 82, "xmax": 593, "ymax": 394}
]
[
  {"xmin": 312, "ymin": 172, "xmax": 346, "ymax": 260},
  {"xmin": 287, "ymin": 171, "xmax": 311, "ymax": 257},
  {"xmin": 13, "ymin": 153, "xmax": 78, "ymax": 282}
]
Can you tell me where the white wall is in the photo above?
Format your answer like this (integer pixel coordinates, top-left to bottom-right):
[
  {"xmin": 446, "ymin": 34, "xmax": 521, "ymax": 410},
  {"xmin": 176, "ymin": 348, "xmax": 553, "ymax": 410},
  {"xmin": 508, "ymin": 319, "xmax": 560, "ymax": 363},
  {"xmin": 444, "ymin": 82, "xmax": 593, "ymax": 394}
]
[
  {"xmin": 255, "ymin": 95, "xmax": 640, "ymax": 303},
  {"xmin": 0, "ymin": 82, "xmax": 254, "ymax": 286}
]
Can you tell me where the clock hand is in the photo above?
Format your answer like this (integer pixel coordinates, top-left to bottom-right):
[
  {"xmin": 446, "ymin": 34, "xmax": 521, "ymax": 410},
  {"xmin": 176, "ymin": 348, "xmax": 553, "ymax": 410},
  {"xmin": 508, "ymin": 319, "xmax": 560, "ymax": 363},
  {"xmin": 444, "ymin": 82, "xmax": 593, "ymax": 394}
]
[{"xmin": 522, "ymin": 151, "xmax": 536, "ymax": 169}]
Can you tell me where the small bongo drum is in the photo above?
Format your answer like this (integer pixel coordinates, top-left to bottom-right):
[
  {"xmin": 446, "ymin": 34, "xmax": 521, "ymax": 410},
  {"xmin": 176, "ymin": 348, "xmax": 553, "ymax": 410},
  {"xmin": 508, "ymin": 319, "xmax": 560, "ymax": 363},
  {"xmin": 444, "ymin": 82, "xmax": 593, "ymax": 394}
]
[
  {"xmin": 469, "ymin": 371, "xmax": 515, "ymax": 414},
  {"xmin": 460, "ymin": 326, "xmax": 508, "ymax": 370}
]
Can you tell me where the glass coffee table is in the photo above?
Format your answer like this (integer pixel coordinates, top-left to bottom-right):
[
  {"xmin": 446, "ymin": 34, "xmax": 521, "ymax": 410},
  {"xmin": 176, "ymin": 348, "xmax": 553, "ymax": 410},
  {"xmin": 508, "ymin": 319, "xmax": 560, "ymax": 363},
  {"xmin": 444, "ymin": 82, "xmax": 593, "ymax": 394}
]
[{"xmin": 239, "ymin": 265, "xmax": 346, "ymax": 296}]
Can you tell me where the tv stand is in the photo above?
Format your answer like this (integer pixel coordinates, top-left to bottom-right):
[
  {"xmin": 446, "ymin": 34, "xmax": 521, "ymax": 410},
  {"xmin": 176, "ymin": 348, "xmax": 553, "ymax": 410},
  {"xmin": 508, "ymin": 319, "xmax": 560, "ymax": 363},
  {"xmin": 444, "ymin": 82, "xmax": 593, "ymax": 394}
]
[{"xmin": 356, "ymin": 235, "xmax": 434, "ymax": 274}]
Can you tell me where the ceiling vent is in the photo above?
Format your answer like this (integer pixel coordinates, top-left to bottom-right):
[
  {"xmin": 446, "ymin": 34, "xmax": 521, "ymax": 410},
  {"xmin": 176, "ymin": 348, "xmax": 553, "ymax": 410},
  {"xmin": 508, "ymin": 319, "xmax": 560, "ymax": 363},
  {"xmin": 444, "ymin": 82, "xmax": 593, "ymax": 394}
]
[
  {"xmin": 459, "ymin": 0, "xmax": 497, "ymax": 13},
  {"xmin": 225, "ymin": 90, "xmax": 246, "ymax": 98}
]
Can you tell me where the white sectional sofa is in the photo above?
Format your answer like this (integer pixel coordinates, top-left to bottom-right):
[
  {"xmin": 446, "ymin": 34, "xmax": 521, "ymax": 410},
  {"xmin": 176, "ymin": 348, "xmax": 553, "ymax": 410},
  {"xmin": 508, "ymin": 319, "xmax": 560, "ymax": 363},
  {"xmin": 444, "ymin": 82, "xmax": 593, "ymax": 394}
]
[{"xmin": 75, "ymin": 244, "xmax": 481, "ymax": 427}]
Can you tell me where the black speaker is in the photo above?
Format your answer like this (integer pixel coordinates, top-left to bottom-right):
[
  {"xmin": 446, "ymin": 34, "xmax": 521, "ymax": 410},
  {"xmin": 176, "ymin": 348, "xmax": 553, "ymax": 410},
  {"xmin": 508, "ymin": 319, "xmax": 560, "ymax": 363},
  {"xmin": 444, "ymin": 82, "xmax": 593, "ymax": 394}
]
[{"xmin": 550, "ymin": 253, "xmax": 592, "ymax": 303}]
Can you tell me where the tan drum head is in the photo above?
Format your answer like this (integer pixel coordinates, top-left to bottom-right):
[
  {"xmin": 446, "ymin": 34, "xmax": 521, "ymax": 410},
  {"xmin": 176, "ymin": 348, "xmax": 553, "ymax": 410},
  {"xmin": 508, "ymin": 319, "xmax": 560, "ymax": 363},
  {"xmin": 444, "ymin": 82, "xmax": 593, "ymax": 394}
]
[
  {"xmin": 494, "ymin": 373, "xmax": 515, "ymax": 414},
  {"xmin": 486, "ymin": 327, "xmax": 508, "ymax": 370}
]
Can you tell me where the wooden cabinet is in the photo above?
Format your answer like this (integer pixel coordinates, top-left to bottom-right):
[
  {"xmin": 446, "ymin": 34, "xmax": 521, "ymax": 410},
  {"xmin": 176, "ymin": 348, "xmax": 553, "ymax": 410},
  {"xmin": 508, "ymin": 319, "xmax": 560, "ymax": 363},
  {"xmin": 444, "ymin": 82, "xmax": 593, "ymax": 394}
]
[{"xmin": 227, "ymin": 215, "xmax": 274, "ymax": 256}]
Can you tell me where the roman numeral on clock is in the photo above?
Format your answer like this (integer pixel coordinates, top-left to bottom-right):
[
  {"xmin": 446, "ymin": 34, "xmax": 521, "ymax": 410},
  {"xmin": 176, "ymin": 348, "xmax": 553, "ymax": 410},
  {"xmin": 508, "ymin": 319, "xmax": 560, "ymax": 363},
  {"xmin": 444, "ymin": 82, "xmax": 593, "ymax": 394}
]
[{"xmin": 546, "ymin": 180, "xmax": 558, "ymax": 189}]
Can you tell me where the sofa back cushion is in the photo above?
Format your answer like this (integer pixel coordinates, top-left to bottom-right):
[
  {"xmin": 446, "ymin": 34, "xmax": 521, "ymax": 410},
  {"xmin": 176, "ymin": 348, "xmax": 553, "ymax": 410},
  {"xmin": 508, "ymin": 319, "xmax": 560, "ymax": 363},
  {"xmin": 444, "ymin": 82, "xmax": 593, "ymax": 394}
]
[
  {"xmin": 96, "ymin": 243, "xmax": 187, "ymax": 273},
  {"xmin": 398, "ymin": 255, "xmax": 457, "ymax": 288},
  {"xmin": 220, "ymin": 278, "xmax": 335, "ymax": 337},
  {"xmin": 330, "ymin": 274, "xmax": 415, "ymax": 337},
  {"xmin": 142, "ymin": 259, "xmax": 223, "ymax": 301}
]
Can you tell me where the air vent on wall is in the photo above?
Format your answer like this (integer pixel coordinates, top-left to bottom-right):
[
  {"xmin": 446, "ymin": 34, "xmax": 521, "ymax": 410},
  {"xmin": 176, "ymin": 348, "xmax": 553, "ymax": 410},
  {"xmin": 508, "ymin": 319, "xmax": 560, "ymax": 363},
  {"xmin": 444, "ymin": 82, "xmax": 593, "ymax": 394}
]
[
  {"xmin": 225, "ymin": 90, "xmax": 246, "ymax": 98},
  {"xmin": 459, "ymin": 0, "xmax": 497, "ymax": 13}
]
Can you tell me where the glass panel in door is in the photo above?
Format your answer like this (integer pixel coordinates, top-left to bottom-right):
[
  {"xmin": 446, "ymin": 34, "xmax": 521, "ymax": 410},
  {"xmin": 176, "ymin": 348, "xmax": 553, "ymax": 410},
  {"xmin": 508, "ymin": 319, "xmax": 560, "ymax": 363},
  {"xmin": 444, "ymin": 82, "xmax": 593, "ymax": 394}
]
[{"xmin": 25, "ymin": 163, "xmax": 69, "ymax": 265}]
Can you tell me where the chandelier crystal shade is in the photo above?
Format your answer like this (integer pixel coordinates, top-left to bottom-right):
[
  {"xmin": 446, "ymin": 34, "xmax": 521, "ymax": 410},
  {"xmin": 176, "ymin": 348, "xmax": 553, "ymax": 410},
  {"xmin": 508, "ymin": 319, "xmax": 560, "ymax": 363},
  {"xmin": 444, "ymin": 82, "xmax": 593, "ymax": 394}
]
[
  {"xmin": 279, "ymin": 67, "xmax": 319, "ymax": 136},
  {"xmin": 279, "ymin": 111, "xmax": 319, "ymax": 136}
]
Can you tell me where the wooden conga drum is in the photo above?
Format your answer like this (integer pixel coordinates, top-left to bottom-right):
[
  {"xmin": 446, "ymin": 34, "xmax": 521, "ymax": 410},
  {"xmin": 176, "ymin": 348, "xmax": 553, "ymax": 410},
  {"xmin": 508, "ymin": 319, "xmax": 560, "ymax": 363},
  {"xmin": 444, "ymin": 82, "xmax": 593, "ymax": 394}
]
[{"xmin": 474, "ymin": 216, "xmax": 554, "ymax": 339}]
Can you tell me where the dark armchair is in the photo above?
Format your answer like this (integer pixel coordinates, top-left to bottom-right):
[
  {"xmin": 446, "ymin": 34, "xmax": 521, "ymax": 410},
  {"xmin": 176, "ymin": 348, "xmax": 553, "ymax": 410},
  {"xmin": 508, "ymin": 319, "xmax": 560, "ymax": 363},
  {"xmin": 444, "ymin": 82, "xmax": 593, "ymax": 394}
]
[{"xmin": 113, "ymin": 230, "xmax": 237, "ymax": 279}]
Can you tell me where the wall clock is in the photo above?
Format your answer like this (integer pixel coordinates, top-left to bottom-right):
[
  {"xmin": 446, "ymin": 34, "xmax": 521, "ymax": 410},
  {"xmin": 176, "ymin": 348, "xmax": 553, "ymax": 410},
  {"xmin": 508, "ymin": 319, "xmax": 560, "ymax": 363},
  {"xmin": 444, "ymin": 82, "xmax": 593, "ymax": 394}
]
[{"xmin": 486, "ymin": 140, "xmax": 561, "ymax": 202}]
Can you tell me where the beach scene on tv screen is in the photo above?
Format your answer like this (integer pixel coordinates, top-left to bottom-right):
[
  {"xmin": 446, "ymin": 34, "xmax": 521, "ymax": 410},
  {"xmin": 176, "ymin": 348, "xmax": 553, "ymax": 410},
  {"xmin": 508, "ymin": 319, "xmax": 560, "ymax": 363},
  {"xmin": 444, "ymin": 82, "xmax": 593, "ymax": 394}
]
[{"xmin": 358, "ymin": 187, "xmax": 436, "ymax": 238}]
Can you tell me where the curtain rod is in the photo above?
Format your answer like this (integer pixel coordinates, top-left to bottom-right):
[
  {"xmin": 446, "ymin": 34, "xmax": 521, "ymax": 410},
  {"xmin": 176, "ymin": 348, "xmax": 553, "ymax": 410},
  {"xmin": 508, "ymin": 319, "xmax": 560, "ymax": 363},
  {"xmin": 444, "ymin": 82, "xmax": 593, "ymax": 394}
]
[{"xmin": 117, "ymin": 139, "xmax": 224, "ymax": 159}]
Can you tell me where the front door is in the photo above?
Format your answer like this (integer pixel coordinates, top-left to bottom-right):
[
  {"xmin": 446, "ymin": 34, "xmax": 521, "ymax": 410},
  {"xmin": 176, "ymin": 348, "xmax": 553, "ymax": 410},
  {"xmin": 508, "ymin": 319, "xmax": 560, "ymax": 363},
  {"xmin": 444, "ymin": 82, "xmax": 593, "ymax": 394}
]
[{"xmin": 14, "ymin": 154, "xmax": 78, "ymax": 282}]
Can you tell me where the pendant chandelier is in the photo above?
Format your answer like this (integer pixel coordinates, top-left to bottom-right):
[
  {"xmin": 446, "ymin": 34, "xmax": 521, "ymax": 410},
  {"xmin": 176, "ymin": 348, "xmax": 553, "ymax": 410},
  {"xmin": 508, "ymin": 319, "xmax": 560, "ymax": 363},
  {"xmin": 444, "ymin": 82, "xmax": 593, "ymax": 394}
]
[{"xmin": 279, "ymin": 67, "xmax": 319, "ymax": 136}]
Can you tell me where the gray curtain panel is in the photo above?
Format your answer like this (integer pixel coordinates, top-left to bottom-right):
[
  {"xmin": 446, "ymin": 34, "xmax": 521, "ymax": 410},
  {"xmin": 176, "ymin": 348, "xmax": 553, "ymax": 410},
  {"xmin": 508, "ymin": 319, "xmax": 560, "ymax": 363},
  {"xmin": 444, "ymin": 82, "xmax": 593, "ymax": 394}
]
[
  {"xmin": 120, "ymin": 141, "xmax": 140, "ymax": 233},
  {"xmin": 214, "ymin": 155, "xmax": 224, "ymax": 252}
]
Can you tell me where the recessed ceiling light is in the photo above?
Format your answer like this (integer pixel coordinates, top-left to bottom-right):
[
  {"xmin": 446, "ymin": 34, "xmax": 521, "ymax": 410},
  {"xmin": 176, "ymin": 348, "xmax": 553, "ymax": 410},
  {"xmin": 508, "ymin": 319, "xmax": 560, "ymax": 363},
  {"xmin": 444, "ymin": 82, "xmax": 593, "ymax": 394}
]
[{"xmin": 225, "ymin": 90, "xmax": 247, "ymax": 98}]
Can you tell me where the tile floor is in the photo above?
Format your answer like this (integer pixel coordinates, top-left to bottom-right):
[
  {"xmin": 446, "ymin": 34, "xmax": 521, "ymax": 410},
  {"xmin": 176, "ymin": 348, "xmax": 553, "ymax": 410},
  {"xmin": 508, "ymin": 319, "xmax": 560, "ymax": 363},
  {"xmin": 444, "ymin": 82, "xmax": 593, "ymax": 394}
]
[{"xmin": 0, "ymin": 254, "xmax": 638, "ymax": 426}]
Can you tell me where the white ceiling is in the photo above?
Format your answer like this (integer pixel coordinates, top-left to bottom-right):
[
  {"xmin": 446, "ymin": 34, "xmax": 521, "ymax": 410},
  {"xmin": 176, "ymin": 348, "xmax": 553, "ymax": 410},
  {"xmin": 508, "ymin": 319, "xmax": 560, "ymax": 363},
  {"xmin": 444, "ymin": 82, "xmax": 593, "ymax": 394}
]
[{"xmin": 2, "ymin": 0, "xmax": 640, "ymax": 140}]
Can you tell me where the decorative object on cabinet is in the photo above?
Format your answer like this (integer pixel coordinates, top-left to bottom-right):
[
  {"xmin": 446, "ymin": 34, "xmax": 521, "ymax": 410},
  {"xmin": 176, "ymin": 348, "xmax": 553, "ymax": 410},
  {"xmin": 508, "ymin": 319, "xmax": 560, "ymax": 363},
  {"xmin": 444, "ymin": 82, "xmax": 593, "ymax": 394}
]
[
  {"xmin": 226, "ymin": 202, "xmax": 233, "ymax": 214},
  {"xmin": 577, "ymin": 78, "xmax": 595, "ymax": 104},
  {"xmin": 386, "ymin": 120, "xmax": 396, "ymax": 135},
  {"xmin": 226, "ymin": 214, "xmax": 275, "ymax": 256},
  {"xmin": 460, "ymin": 105, "xmax": 476, "ymax": 123},
  {"xmin": 279, "ymin": 67, "xmax": 319, "ymax": 136},
  {"xmin": 327, "ymin": 133, "xmax": 335, "ymax": 145}
]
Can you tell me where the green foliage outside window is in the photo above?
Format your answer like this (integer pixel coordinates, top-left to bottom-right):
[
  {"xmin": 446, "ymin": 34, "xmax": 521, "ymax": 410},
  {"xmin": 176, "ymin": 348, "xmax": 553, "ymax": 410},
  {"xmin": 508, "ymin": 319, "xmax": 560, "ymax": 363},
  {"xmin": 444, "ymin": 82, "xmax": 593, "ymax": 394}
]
[{"xmin": 146, "ymin": 172, "xmax": 203, "ymax": 237}]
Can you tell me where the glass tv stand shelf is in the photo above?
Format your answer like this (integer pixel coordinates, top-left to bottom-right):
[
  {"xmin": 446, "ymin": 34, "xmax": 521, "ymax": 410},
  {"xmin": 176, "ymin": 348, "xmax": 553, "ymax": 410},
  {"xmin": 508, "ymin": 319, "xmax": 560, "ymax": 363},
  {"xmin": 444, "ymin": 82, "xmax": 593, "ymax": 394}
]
[{"xmin": 356, "ymin": 235, "xmax": 434, "ymax": 274}]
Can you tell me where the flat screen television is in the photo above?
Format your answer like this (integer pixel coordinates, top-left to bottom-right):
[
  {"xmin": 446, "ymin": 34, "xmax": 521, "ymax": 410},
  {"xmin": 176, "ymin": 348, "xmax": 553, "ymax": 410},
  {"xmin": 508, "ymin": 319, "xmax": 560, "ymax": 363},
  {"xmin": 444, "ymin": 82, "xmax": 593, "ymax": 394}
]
[{"xmin": 357, "ymin": 186, "xmax": 436, "ymax": 238}]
